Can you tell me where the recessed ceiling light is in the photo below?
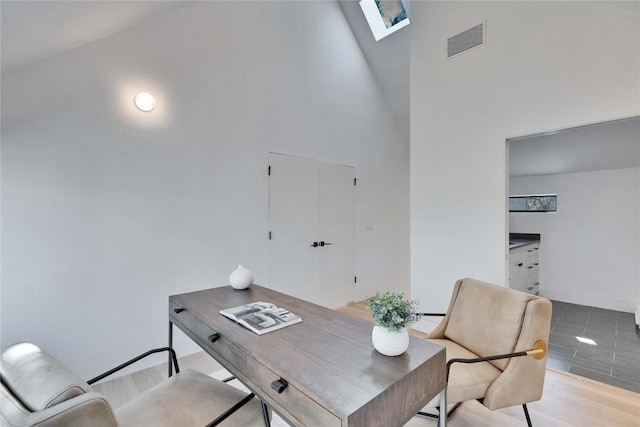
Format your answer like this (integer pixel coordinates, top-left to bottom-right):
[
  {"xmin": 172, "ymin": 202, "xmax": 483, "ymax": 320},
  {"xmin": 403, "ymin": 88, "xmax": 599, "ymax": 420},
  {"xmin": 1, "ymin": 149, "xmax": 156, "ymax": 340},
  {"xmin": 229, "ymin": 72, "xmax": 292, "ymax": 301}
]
[{"xmin": 134, "ymin": 92, "xmax": 155, "ymax": 112}]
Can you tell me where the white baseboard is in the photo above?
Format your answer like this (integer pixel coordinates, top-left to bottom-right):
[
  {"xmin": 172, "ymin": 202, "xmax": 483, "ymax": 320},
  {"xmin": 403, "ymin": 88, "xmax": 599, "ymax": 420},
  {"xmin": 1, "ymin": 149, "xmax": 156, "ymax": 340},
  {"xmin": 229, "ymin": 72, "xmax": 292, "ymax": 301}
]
[{"xmin": 539, "ymin": 289, "xmax": 638, "ymax": 313}]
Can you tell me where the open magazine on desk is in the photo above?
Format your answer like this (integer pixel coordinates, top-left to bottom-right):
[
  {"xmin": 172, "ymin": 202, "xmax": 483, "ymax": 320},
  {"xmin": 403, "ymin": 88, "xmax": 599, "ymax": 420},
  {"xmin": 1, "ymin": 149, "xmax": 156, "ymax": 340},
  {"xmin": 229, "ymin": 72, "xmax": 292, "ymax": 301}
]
[{"xmin": 219, "ymin": 301, "xmax": 302, "ymax": 335}]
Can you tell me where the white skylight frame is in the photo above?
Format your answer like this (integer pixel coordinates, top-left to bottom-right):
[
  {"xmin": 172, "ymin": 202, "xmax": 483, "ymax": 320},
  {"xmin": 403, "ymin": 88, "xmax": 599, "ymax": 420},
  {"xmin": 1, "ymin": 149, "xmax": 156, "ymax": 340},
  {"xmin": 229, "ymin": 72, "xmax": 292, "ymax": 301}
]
[{"xmin": 359, "ymin": 0, "xmax": 410, "ymax": 42}]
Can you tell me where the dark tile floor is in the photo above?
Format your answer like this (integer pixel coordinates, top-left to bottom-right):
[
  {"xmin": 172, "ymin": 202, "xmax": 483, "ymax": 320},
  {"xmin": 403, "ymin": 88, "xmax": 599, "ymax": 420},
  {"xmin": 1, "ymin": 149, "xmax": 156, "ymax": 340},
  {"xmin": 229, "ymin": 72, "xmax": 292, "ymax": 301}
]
[{"xmin": 547, "ymin": 300, "xmax": 640, "ymax": 393}]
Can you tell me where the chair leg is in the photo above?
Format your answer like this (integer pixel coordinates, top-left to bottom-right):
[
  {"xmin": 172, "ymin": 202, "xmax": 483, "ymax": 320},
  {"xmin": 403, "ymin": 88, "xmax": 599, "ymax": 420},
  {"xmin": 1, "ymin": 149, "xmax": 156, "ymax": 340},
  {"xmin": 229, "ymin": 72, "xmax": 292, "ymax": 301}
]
[
  {"xmin": 522, "ymin": 404, "xmax": 533, "ymax": 427},
  {"xmin": 416, "ymin": 402, "xmax": 461, "ymax": 421},
  {"xmin": 420, "ymin": 402, "xmax": 532, "ymax": 426}
]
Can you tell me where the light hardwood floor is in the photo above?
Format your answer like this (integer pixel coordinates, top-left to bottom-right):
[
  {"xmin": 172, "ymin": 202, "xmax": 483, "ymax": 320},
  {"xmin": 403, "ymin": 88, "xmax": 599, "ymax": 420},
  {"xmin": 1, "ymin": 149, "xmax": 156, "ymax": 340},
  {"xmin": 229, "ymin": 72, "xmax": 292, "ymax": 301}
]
[{"xmin": 93, "ymin": 301, "xmax": 640, "ymax": 426}]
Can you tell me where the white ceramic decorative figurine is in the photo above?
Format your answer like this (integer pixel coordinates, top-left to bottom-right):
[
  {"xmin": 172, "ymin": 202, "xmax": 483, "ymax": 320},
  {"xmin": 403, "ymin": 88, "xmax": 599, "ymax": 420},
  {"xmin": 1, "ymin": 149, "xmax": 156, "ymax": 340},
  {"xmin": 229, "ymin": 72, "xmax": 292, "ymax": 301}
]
[{"xmin": 229, "ymin": 265, "xmax": 253, "ymax": 290}]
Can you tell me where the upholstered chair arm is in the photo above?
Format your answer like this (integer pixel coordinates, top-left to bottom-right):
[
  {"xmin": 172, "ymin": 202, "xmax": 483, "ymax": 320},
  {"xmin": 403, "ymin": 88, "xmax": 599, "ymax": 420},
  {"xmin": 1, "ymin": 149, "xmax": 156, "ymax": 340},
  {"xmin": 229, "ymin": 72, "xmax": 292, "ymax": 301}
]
[
  {"xmin": 446, "ymin": 341, "xmax": 547, "ymax": 380},
  {"xmin": 484, "ymin": 298, "xmax": 552, "ymax": 410},
  {"xmin": 87, "ymin": 347, "xmax": 179, "ymax": 385},
  {"xmin": 20, "ymin": 392, "xmax": 117, "ymax": 427}
]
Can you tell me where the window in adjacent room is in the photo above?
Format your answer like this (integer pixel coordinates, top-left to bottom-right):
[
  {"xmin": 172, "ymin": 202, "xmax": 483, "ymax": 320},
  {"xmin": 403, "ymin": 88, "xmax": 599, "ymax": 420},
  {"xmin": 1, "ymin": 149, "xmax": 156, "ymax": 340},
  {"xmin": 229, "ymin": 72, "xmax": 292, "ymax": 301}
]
[{"xmin": 509, "ymin": 195, "xmax": 557, "ymax": 212}]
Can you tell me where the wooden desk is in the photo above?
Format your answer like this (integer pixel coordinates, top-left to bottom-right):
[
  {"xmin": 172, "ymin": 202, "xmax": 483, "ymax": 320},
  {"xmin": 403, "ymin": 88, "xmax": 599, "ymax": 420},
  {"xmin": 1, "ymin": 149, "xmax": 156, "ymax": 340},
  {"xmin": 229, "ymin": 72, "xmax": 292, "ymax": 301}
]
[{"xmin": 169, "ymin": 285, "xmax": 446, "ymax": 427}]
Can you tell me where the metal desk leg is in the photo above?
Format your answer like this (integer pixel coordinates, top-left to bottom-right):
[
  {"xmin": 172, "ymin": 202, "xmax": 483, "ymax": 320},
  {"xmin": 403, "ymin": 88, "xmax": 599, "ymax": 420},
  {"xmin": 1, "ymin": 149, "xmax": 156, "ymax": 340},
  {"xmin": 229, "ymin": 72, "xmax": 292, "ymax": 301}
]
[
  {"xmin": 439, "ymin": 387, "xmax": 447, "ymax": 427},
  {"xmin": 261, "ymin": 401, "xmax": 271, "ymax": 427},
  {"xmin": 168, "ymin": 321, "xmax": 174, "ymax": 377}
]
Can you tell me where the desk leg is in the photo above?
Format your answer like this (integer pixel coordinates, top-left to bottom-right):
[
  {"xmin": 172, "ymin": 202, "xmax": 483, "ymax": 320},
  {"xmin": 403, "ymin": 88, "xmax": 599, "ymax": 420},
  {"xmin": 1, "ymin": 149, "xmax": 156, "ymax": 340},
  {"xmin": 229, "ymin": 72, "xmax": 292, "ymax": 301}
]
[
  {"xmin": 260, "ymin": 401, "xmax": 271, "ymax": 427},
  {"xmin": 168, "ymin": 321, "xmax": 174, "ymax": 377},
  {"xmin": 438, "ymin": 388, "xmax": 447, "ymax": 427}
]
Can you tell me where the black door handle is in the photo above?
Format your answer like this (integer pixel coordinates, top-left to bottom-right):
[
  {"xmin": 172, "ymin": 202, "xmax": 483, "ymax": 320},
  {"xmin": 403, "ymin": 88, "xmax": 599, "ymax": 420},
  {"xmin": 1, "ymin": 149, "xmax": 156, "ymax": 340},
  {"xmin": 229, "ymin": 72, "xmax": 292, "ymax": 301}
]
[
  {"xmin": 174, "ymin": 308, "xmax": 185, "ymax": 313},
  {"xmin": 310, "ymin": 242, "xmax": 319, "ymax": 247},
  {"xmin": 208, "ymin": 333, "xmax": 221, "ymax": 343},
  {"xmin": 319, "ymin": 241, "xmax": 332, "ymax": 246}
]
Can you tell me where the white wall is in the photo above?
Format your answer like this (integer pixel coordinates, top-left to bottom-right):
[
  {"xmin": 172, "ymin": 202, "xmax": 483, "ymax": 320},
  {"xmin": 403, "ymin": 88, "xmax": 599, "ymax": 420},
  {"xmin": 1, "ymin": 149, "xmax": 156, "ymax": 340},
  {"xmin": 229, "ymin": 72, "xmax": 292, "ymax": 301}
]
[
  {"xmin": 410, "ymin": 1, "xmax": 640, "ymax": 320},
  {"xmin": 1, "ymin": 1, "xmax": 410, "ymax": 377},
  {"xmin": 510, "ymin": 168, "xmax": 639, "ymax": 312}
]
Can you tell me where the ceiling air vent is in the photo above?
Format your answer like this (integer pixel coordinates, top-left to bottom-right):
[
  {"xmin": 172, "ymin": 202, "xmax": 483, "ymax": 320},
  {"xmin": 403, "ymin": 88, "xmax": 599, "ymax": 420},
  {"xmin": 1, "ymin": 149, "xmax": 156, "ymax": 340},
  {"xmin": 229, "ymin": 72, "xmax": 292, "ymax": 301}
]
[{"xmin": 447, "ymin": 22, "xmax": 485, "ymax": 57}]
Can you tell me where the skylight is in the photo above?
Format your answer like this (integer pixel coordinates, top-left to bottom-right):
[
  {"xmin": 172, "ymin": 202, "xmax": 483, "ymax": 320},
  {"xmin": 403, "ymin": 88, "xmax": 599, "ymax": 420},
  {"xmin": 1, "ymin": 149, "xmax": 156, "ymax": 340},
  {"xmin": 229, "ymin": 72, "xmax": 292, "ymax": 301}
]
[{"xmin": 359, "ymin": 0, "xmax": 410, "ymax": 41}]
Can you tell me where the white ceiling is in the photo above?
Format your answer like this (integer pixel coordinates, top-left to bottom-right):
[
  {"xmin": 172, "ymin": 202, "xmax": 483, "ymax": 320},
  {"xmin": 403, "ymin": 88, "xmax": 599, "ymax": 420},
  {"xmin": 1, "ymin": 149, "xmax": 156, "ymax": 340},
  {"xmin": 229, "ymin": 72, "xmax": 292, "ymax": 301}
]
[
  {"xmin": 0, "ymin": 1, "xmax": 192, "ymax": 71},
  {"xmin": 337, "ymin": 1, "xmax": 410, "ymax": 142},
  {"xmin": 0, "ymin": 0, "xmax": 411, "ymax": 140},
  {"xmin": 3, "ymin": 0, "xmax": 637, "ymax": 175},
  {"xmin": 509, "ymin": 117, "xmax": 640, "ymax": 177}
]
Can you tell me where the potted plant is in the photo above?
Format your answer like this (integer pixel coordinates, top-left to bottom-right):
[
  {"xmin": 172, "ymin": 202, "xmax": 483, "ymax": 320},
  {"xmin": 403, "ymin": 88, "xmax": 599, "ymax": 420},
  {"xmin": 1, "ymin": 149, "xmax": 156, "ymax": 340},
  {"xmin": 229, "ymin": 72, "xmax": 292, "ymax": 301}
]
[{"xmin": 368, "ymin": 291, "xmax": 421, "ymax": 356}]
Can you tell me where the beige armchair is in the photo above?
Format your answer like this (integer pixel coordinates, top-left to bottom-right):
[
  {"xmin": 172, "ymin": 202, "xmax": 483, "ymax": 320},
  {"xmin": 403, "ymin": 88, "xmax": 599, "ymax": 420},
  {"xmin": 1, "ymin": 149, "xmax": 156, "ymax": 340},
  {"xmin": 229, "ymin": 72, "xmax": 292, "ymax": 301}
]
[
  {"xmin": 418, "ymin": 278, "xmax": 552, "ymax": 426},
  {"xmin": 1, "ymin": 342, "xmax": 267, "ymax": 427}
]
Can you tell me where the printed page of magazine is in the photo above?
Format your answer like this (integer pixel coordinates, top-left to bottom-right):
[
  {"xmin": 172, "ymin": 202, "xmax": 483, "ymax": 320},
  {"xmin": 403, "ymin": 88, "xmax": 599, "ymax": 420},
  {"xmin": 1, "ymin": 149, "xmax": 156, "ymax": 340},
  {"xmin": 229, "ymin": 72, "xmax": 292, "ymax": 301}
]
[{"xmin": 219, "ymin": 301, "xmax": 302, "ymax": 335}]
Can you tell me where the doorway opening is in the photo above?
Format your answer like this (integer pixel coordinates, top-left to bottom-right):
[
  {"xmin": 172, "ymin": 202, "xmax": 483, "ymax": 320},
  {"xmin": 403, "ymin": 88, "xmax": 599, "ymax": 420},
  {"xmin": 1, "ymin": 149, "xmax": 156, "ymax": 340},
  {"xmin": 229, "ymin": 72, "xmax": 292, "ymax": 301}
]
[{"xmin": 506, "ymin": 116, "xmax": 639, "ymax": 393}]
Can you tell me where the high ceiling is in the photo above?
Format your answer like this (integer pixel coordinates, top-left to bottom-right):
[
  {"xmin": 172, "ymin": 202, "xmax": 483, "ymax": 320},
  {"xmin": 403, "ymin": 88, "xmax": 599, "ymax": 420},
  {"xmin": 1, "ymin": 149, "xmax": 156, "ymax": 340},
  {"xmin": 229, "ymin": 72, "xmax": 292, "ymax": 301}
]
[
  {"xmin": 0, "ymin": 1, "xmax": 192, "ymax": 71},
  {"xmin": 3, "ymin": 0, "xmax": 638, "ymax": 173},
  {"xmin": 0, "ymin": 0, "xmax": 410, "ymax": 140},
  {"xmin": 338, "ymin": 1, "xmax": 410, "ymax": 142}
]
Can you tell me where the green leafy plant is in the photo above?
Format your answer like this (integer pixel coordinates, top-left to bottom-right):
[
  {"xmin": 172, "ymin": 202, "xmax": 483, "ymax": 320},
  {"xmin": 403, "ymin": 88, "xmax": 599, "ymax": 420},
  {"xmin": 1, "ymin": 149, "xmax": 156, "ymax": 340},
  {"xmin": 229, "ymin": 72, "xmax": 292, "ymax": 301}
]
[{"xmin": 367, "ymin": 291, "xmax": 421, "ymax": 332}]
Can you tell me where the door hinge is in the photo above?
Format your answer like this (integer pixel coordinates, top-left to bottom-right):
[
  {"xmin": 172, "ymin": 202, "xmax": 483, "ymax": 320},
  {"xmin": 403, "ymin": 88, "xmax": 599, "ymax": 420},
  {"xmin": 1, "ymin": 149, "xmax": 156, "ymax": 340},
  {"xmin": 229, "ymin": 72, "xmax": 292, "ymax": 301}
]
[
  {"xmin": 269, "ymin": 231, "xmax": 272, "ymax": 240},
  {"xmin": 354, "ymin": 276, "xmax": 357, "ymax": 283},
  {"xmin": 354, "ymin": 178, "xmax": 357, "ymax": 186},
  {"xmin": 268, "ymin": 165, "xmax": 271, "ymax": 176}
]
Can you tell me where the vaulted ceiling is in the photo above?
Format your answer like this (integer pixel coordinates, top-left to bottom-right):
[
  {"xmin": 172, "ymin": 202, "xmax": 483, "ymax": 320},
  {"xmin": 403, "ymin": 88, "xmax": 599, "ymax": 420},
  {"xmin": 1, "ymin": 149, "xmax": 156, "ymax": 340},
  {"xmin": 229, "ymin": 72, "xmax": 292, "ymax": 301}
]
[
  {"xmin": 2, "ymin": 1, "xmax": 638, "ymax": 174},
  {"xmin": 0, "ymin": 1, "xmax": 191, "ymax": 71},
  {"xmin": 338, "ymin": 1, "xmax": 409, "ymax": 142},
  {"xmin": 1, "ymin": 0, "xmax": 410, "ymax": 140}
]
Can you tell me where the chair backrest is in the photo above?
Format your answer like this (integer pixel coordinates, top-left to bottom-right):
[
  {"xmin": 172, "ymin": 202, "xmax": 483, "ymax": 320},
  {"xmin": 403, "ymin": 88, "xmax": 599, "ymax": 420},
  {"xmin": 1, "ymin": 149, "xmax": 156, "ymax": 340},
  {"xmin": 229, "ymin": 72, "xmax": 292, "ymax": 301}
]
[
  {"xmin": 1, "ymin": 342, "xmax": 116, "ymax": 427},
  {"xmin": 442, "ymin": 278, "xmax": 547, "ymax": 370},
  {"xmin": 1, "ymin": 343, "xmax": 92, "ymax": 411}
]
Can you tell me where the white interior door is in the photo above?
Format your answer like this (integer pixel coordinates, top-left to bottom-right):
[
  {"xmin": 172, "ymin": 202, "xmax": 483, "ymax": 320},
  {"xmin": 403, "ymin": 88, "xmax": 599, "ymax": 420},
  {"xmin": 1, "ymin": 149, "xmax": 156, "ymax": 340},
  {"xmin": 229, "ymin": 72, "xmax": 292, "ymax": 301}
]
[
  {"xmin": 318, "ymin": 162, "xmax": 355, "ymax": 308},
  {"xmin": 268, "ymin": 153, "xmax": 355, "ymax": 308},
  {"xmin": 268, "ymin": 153, "xmax": 320, "ymax": 303}
]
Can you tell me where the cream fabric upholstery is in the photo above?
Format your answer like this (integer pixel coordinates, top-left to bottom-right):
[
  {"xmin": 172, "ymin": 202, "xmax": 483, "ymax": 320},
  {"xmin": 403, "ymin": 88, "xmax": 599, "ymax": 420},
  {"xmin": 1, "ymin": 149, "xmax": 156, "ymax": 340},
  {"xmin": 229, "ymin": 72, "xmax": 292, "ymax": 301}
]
[
  {"xmin": 426, "ymin": 339, "xmax": 501, "ymax": 405},
  {"xmin": 116, "ymin": 369, "xmax": 265, "ymax": 427},
  {"xmin": 443, "ymin": 281, "xmax": 530, "ymax": 370},
  {"xmin": 1, "ymin": 343, "xmax": 266, "ymax": 427},
  {"xmin": 425, "ymin": 278, "xmax": 552, "ymax": 411}
]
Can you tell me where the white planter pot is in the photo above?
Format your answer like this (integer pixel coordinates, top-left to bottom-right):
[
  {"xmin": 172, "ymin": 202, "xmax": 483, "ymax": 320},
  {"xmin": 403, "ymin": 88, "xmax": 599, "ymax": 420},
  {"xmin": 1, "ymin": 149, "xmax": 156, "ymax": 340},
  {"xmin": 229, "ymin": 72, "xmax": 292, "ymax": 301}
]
[
  {"xmin": 371, "ymin": 325, "xmax": 409, "ymax": 356},
  {"xmin": 229, "ymin": 265, "xmax": 253, "ymax": 290}
]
